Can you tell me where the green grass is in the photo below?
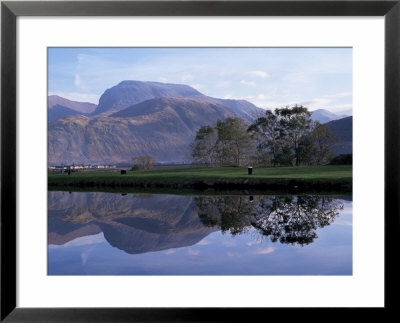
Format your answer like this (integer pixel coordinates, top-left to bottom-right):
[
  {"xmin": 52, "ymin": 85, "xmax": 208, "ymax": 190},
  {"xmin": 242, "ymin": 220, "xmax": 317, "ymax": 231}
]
[{"xmin": 48, "ymin": 165, "xmax": 352, "ymax": 186}]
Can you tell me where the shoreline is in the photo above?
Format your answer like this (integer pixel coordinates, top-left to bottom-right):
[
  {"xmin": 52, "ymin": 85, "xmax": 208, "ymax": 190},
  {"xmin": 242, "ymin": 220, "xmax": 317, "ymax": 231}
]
[
  {"xmin": 48, "ymin": 178, "xmax": 352, "ymax": 193},
  {"xmin": 48, "ymin": 165, "xmax": 352, "ymax": 193}
]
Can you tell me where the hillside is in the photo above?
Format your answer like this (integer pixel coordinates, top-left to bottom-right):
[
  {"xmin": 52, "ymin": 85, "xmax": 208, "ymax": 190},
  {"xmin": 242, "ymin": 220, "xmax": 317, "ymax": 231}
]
[
  {"xmin": 48, "ymin": 95, "xmax": 97, "ymax": 122},
  {"xmin": 48, "ymin": 104, "xmax": 89, "ymax": 122},
  {"xmin": 48, "ymin": 98, "xmax": 238, "ymax": 164},
  {"xmin": 48, "ymin": 95, "xmax": 97, "ymax": 113},
  {"xmin": 326, "ymin": 116, "xmax": 352, "ymax": 155}
]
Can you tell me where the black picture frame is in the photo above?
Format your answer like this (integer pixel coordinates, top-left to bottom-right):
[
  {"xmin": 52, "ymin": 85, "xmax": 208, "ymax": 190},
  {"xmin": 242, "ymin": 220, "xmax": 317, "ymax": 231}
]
[{"xmin": 1, "ymin": 0, "xmax": 399, "ymax": 321}]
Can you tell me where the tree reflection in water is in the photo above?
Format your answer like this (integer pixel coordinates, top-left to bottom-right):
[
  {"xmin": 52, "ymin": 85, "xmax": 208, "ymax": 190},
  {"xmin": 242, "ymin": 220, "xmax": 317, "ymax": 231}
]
[{"xmin": 194, "ymin": 195, "xmax": 344, "ymax": 246}]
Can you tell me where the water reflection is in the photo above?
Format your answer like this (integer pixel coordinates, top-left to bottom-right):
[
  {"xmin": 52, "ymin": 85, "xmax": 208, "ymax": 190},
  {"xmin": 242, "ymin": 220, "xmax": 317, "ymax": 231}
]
[
  {"xmin": 49, "ymin": 192, "xmax": 344, "ymax": 252},
  {"xmin": 48, "ymin": 191, "xmax": 351, "ymax": 275},
  {"xmin": 195, "ymin": 195, "xmax": 343, "ymax": 246},
  {"xmin": 49, "ymin": 192, "xmax": 215, "ymax": 254}
]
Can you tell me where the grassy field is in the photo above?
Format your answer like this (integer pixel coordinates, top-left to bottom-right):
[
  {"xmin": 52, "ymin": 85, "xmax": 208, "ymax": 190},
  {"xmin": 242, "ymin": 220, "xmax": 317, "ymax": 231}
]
[{"xmin": 48, "ymin": 165, "xmax": 352, "ymax": 190}]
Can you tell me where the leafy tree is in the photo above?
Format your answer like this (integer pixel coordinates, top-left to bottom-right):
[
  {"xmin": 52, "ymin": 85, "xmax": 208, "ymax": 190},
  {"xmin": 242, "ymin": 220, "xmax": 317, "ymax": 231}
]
[
  {"xmin": 274, "ymin": 144, "xmax": 294, "ymax": 166},
  {"xmin": 248, "ymin": 105, "xmax": 337, "ymax": 166},
  {"xmin": 191, "ymin": 117, "xmax": 254, "ymax": 167},
  {"xmin": 191, "ymin": 125, "xmax": 218, "ymax": 166},
  {"xmin": 276, "ymin": 105, "xmax": 312, "ymax": 166},
  {"xmin": 295, "ymin": 136, "xmax": 316, "ymax": 165},
  {"xmin": 309, "ymin": 121, "xmax": 337, "ymax": 165},
  {"xmin": 192, "ymin": 105, "xmax": 338, "ymax": 167},
  {"xmin": 247, "ymin": 110, "xmax": 281, "ymax": 166},
  {"xmin": 216, "ymin": 117, "xmax": 253, "ymax": 166}
]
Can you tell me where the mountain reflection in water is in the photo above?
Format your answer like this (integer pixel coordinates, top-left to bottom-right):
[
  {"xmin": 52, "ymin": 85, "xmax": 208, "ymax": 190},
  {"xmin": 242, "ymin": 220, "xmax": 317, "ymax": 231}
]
[
  {"xmin": 48, "ymin": 191, "xmax": 352, "ymax": 275},
  {"xmin": 48, "ymin": 192, "xmax": 214, "ymax": 254}
]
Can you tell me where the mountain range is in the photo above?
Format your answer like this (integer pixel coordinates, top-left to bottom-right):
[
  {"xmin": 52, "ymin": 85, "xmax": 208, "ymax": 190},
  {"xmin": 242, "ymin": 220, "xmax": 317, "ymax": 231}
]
[
  {"xmin": 48, "ymin": 81, "xmax": 352, "ymax": 164},
  {"xmin": 310, "ymin": 109, "xmax": 348, "ymax": 124},
  {"xmin": 94, "ymin": 80, "xmax": 263, "ymax": 121}
]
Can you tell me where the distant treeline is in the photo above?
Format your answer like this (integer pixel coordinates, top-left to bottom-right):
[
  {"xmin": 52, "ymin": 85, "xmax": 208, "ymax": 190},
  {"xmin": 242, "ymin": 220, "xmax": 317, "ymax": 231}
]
[{"xmin": 191, "ymin": 105, "xmax": 346, "ymax": 167}]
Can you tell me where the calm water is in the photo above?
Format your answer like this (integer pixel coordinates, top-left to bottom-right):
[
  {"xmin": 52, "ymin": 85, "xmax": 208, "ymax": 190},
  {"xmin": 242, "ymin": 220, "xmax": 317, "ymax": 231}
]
[{"xmin": 48, "ymin": 191, "xmax": 352, "ymax": 275}]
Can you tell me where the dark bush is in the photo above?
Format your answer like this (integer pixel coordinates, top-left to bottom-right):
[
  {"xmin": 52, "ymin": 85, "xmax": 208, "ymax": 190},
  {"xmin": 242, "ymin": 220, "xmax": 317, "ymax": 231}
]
[{"xmin": 330, "ymin": 154, "xmax": 352, "ymax": 165}]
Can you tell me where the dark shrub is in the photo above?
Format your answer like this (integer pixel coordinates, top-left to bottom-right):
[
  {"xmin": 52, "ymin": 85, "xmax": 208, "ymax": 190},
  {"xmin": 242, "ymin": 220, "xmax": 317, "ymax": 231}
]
[{"xmin": 330, "ymin": 154, "xmax": 352, "ymax": 165}]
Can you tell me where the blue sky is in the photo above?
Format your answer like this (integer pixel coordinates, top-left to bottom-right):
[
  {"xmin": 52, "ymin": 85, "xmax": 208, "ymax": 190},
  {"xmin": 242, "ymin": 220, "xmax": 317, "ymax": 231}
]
[{"xmin": 48, "ymin": 48, "xmax": 352, "ymax": 115}]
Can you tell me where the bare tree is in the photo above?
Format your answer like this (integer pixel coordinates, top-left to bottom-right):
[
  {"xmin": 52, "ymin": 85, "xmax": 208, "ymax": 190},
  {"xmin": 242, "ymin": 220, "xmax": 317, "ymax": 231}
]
[{"xmin": 131, "ymin": 155, "xmax": 155, "ymax": 170}]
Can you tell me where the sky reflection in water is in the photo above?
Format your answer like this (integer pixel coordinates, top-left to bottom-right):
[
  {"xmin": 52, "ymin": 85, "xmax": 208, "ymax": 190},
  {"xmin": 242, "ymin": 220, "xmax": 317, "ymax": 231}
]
[{"xmin": 48, "ymin": 191, "xmax": 352, "ymax": 275}]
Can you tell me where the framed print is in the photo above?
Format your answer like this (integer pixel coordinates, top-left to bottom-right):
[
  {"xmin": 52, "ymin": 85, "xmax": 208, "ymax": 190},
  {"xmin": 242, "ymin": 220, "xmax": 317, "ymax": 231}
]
[{"xmin": 1, "ymin": 0, "xmax": 399, "ymax": 321}]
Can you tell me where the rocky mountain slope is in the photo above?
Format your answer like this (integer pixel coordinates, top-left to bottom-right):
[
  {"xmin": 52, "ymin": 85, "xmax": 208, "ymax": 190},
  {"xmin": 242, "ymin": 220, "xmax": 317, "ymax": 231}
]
[{"xmin": 48, "ymin": 97, "xmax": 238, "ymax": 164}]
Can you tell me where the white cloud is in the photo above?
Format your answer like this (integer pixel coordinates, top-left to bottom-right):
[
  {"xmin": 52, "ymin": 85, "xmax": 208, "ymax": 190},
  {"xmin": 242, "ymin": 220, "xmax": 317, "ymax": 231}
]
[
  {"xmin": 158, "ymin": 77, "xmax": 168, "ymax": 83},
  {"xmin": 187, "ymin": 249, "xmax": 200, "ymax": 256},
  {"xmin": 222, "ymin": 240, "xmax": 236, "ymax": 247},
  {"xmin": 328, "ymin": 104, "xmax": 353, "ymax": 115},
  {"xmin": 221, "ymin": 93, "xmax": 278, "ymax": 110},
  {"xmin": 226, "ymin": 251, "xmax": 244, "ymax": 257},
  {"xmin": 224, "ymin": 93, "xmax": 233, "ymax": 99},
  {"xmin": 81, "ymin": 252, "xmax": 88, "ymax": 265},
  {"xmin": 240, "ymin": 80, "xmax": 256, "ymax": 87},
  {"xmin": 256, "ymin": 94, "xmax": 267, "ymax": 100},
  {"xmin": 246, "ymin": 240, "xmax": 262, "ymax": 247},
  {"xmin": 181, "ymin": 73, "xmax": 193, "ymax": 82},
  {"xmin": 190, "ymin": 84, "xmax": 203, "ymax": 90},
  {"xmin": 252, "ymin": 247, "xmax": 276, "ymax": 255},
  {"xmin": 74, "ymin": 74, "xmax": 82, "ymax": 87},
  {"xmin": 61, "ymin": 232, "xmax": 104, "ymax": 247},
  {"xmin": 216, "ymin": 81, "xmax": 230, "ymax": 88},
  {"xmin": 219, "ymin": 71, "xmax": 232, "ymax": 77},
  {"xmin": 197, "ymin": 239, "xmax": 211, "ymax": 246},
  {"xmin": 301, "ymin": 98, "xmax": 331, "ymax": 109},
  {"xmin": 247, "ymin": 70, "xmax": 269, "ymax": 78},
  {"xmin": 333, "ymin": 220, "xmax": 353, "ymax": 226},
  {"xmin": 77, "ymin": 53, "xmax": 99, "ymax": 64},
  {"xmin": 324, "ymin": 92, "xmax": 352, "ymax": 99},
  {"xmin": 164, "ymin": 249, "xmax": 175, "ymax": 255},
  {"xmin": 241, "ymin": 94, "xmax": 273, "ymax": 102},
  {"xmin": 299, "ymin": 93, "xmax": 353, "ymax": 115},
  {"xmin": 283, "ymin": 72, "xmax": 312, "ymax": 84}
]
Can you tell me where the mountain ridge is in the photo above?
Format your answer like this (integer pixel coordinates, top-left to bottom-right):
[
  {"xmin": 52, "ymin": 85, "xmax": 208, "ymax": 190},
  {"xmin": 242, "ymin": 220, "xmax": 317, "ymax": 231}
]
[
  {"xmin": 93, "ymin": 80, "xmax": 263, "ymax": 122},
  {"xmin": 311, "ymin": 108, "xmax": 348, "ymax": 124}
]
